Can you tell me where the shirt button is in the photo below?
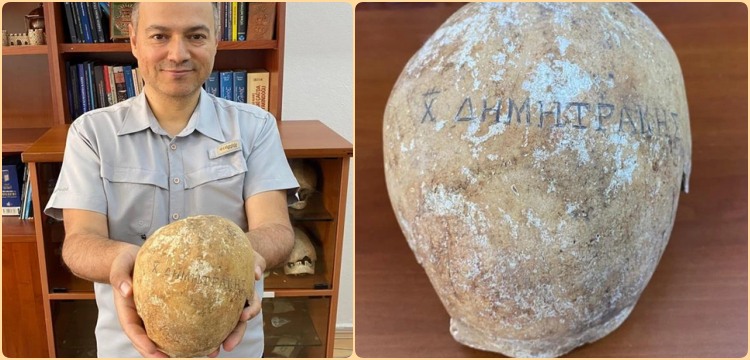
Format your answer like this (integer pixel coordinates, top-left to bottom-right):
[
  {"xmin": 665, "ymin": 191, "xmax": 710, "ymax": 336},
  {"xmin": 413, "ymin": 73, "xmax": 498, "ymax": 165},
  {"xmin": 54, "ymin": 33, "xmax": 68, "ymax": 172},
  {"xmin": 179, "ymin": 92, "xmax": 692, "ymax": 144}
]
[
  {"xmin": 172, "ymin": 213, "xmax": 179, "ymax": 220},
  {"xmin": 170, "ymin": 144, "xmax": 177, "ymax": 150},
  {"xmin": 173, "ymin": 178, "xmax": 180, "ymax": 184}
]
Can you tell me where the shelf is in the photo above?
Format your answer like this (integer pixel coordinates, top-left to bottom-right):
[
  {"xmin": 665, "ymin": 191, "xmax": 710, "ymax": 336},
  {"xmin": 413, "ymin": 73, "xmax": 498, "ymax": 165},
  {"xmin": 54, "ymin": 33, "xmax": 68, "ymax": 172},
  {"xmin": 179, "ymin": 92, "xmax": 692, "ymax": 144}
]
[
  {"xmin": 218, "ymin": 40, "xmax": 278, "ymax": 50},
  {"xmin": 2, "ymin": 127, "xmax": 50, "ymax": 153},
  {"xmin": 2, "ymin": 217, "xmax": 36, "ymax": 243},
  {"xmin": 289, "ymin": 192, "xmax": 334, "ymax": 222},
  {"xmin": 2, "ymin": 45, "xmax": 48, "ymax": 56},
  {"xmin": 263, "ymin": 297, "xmax": 329, "ymax": 358},
  {"xmin": 52, "ymin": 300, "xmax": 97, "ymax": 357},
  {"xmin": 57, "ymin": 40, "xmax": 278, "ymax": 53}
]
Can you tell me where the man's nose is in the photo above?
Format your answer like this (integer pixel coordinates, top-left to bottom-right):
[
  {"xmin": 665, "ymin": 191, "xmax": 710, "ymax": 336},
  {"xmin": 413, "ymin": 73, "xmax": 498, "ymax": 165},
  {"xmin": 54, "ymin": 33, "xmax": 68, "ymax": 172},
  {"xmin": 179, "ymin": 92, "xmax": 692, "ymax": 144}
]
[{"xmin": 167, "ymin": 37, "xmax": 191, "ymax": 63}]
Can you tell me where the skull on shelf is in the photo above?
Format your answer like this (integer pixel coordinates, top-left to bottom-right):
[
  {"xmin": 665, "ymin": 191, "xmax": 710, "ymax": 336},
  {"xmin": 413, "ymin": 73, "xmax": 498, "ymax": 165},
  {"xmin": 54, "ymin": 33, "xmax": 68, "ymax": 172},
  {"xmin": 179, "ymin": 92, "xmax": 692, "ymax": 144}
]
[
  {"xmin": 284, "ymin": 227, "xmax": 317, "ymax": 275},
  {"xmin": 288, "ymin": 160, "xmax": 318, "ymax": 210}
]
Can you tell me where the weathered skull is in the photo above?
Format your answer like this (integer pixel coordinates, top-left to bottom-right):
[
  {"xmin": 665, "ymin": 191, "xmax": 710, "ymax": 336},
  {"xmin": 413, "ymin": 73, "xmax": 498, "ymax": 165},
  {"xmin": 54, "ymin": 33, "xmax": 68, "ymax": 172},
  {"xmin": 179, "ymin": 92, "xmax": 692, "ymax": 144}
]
[
  {"xmin": 288, "ymin": 160, "xmax": 318, "ymax": 210},
  {"xmin": 285, "ymin": 227, "xmax": 317, "ymax": 275}
]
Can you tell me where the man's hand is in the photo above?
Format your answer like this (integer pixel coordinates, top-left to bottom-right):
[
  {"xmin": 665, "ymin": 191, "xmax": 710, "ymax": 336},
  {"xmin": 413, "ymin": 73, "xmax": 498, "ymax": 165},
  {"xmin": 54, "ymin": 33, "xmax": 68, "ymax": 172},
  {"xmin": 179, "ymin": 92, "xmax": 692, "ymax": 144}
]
[
  {"xmin": 110, "ymin": 244, "xmax": 168, "ymax": 358},
  {"xmin": 208, "ymin": 251, "xmax": 267, "ymax": 357}
]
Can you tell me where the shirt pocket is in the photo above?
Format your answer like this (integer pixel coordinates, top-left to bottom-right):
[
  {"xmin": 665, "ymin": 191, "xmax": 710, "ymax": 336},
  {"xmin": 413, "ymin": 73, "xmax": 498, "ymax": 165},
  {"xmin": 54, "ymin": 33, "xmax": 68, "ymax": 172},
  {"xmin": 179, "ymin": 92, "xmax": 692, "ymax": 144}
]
[
  {"xmin": 184, "ymin": 154, "xmax": 248, "ymax": 215},
  {"xmin": 101, "ymin": 163, "xmax": 168, "ymax": 241}
]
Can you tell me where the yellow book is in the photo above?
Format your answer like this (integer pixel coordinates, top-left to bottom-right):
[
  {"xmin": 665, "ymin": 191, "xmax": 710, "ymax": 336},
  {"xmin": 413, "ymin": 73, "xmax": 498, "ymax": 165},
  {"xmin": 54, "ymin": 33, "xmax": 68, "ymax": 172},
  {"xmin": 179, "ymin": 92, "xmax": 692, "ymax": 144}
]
[
  {"xmin": 231, "ymin": 2, "xmax": 238, "ymax": 41},
  {"xmin": 247, "ymin": 69, "xmax": 269, "ymax": 111}
]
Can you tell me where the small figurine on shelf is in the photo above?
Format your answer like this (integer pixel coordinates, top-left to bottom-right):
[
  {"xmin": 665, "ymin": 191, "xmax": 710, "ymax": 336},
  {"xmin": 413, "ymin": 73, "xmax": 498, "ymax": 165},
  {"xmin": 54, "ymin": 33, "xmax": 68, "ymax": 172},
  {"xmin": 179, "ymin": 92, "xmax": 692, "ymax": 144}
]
[
  {"xmin": 2, "ymin": 30, "xmax": 8, "ymax": 46},
  {"xmin": 24, "ymin": 3, "xmax": 45, "ymax": 45},
  {"xmin": 8, "ymin": 33, "xmax": 29, "ymax": 46}
]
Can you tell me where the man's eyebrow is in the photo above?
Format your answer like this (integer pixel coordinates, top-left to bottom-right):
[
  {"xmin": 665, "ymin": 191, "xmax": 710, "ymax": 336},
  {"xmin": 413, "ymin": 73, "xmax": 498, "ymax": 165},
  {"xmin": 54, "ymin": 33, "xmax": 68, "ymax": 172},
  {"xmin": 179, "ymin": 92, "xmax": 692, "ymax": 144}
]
[{"xmin": 144, "ymin": 25, "xmax": 211, "ymax": 33}]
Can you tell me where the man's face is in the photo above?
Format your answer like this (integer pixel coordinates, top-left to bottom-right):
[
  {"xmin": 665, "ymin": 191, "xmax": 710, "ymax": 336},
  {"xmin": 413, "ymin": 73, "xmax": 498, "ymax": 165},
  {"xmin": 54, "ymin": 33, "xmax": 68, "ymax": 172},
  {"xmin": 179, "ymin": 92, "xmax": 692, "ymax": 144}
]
[{"xmin": 130, "ymin": 3, "xmax": 217, "ymax": 100}]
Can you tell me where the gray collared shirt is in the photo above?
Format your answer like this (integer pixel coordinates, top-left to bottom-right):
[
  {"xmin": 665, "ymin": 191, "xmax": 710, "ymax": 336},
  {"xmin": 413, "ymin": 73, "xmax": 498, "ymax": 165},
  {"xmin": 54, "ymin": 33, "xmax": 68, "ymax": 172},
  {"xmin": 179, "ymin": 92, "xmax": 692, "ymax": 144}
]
[{"xmin": 45, "ymin": 89, "xmax": 298, "ymax": 357}]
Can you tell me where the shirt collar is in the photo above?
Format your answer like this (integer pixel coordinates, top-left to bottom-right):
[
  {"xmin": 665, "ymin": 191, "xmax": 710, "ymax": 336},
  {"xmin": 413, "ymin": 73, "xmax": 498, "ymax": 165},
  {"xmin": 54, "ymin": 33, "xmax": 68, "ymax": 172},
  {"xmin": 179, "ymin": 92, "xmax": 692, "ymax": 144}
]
[{"xmin": 117, "ymin": 88, "xmax": 225, "ymax": 142}]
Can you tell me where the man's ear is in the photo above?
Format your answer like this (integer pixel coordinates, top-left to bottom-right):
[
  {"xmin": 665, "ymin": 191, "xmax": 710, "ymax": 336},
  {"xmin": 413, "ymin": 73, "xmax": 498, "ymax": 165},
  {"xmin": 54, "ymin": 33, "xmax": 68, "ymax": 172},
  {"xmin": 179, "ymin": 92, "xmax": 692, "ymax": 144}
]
[{"xmin": 129, "ymin": 23, "xmax": 138, "ymax": 58}]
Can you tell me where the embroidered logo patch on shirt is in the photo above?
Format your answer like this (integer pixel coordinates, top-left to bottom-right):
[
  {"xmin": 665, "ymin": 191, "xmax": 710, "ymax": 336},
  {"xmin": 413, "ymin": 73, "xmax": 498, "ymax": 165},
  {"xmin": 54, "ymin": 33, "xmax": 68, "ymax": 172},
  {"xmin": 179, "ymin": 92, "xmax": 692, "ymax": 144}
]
[{"xmin": 210, "ymin": 140, "xmax": 242, "ymax": 159}]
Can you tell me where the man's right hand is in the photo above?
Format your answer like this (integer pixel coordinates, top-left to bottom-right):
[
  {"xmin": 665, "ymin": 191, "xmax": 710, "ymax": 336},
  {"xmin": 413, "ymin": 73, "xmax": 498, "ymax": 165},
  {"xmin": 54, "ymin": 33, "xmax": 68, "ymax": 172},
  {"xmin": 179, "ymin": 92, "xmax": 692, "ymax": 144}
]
[{"xmin": 110, "ymin": 245, "xmax": 169, "ymax": 358}]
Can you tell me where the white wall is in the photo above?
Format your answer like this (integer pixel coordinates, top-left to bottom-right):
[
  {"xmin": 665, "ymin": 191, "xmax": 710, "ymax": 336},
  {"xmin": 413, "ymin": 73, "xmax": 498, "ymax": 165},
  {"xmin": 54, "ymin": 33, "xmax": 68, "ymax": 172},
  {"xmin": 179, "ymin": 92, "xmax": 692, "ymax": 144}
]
[{"xmin": 282, "ymin": 2, "xmax": 353, "ymax": 330}]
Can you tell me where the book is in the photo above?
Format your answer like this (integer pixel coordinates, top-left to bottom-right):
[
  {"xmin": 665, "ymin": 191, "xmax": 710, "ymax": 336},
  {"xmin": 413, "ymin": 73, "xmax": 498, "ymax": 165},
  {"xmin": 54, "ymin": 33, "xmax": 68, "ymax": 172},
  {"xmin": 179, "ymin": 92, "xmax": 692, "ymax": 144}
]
[
  {"xmin": 205, "ymin": 71, "xmax": 219, "ymax": 96},
  {"xmin": 77, "ymin": 63, "xmax": 89, "ymax": 113},
  {"xmin": 107, "ymin": 65, "xmax": 117, "ymax": 104},
  {"xmin": 219, "ymin": 71, "xmax": 234, "ymax": 101},
  {"xmin": 112, "ymin": 66, "xmax": 128, "ymax": 103},
  {"xmin": 237, "ymin": 3, "xmax": 248, "ymax": 41},
  {"xmin": 63, "ymin": 3, "xmax": 79, "ymax": 43},
  {"xmin": 103, "ymin": 65, "xmax": 113, "ymax": 106},
  {"xmin": 248, "ymin": 3, "xmax": 276, "ymax": 41},
  {"xmin": 247, "ymin": 69, "xmax": 269, "ymax": 110},
  {"xmin": 85, "ymin": 62, "xmax": 96, "ymax": 109},
  {"xmin": 88, "ymin": 2, "xmax": 105, "ymax": 42},
  {"xmin": 110, "ymin": 2, "xmax": 135, "ymax": 42},
  {"xmin": 231, "ymin": 2, "xmax": 238, "ymax": 41},
  {"xmin": 69, "ymin": 63, "xmax": 82, "ymax": 118},
  {"xmin": 123, "ymin": 65, "xmax": 135, "ymax": 98},
  {"xmin": 233, "ymin": 70, "xmax": 247, "ymax": 103},
  {"xmin": 77, "ymin": 2, "xmax": 94, "ymax": 43},
  {"xmin": 223, "ymin": 3, "xmax": 231, "ymax": 41},
  {"xmin": 2, "ymin": 165, "xmax": 22, "ymax": 216},
  {"xmin": 94, "ymin": 65, "xmax": 107, "ymax": 108}
]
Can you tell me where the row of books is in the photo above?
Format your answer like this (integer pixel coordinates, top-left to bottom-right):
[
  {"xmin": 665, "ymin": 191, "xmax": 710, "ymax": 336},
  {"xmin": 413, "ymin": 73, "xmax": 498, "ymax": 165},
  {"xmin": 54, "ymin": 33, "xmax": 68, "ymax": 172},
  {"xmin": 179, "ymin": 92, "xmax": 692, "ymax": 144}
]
[
  {"xmin": 203, "ymin": 70, "xmax": 270, "ymax": 111},
  {"xmin": 62, "ymin": 2, "xmax": 111, "ymax": 43},
  {"xmin": 65, "ymin": 62, "xmax": 143, "ymax": 119},
  {"xmin": 2, "ymin": 157, "xmax": 32, "ymax": 219},
  {"xmin": 61, "ymin": 2, "xmax": 276, "ymax": 44},
  {"xmin": 220, "ymin": 3, "xmax": 277, "ymax": 41}
]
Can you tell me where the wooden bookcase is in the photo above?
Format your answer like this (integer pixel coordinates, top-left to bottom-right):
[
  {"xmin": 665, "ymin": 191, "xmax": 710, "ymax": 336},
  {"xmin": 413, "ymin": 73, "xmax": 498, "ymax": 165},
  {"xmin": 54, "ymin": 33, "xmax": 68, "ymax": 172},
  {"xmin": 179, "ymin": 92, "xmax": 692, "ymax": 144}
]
[{"xmin": 2, "ymin": 3, "xmax": 352, "ymax": 358}]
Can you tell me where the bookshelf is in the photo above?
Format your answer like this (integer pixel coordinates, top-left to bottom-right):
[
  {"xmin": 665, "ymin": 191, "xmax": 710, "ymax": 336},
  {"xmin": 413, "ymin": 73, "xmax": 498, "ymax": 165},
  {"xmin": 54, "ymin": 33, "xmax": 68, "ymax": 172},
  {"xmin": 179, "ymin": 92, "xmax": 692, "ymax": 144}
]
[{"xmin": 3, "ymin": 3, "xmax": 351, "ymax": 358}]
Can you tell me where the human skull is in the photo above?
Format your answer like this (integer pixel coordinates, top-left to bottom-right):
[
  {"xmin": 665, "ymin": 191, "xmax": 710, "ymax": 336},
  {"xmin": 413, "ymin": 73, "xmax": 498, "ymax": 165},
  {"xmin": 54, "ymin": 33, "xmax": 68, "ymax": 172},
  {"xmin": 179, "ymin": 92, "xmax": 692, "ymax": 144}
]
[
  {"xmin": 285, "ymin": 227, "xmax": 317, "ymax": 275},
  {"xmin": 288, "ymin": 160, "xmax": 318, "ymax": 210}
]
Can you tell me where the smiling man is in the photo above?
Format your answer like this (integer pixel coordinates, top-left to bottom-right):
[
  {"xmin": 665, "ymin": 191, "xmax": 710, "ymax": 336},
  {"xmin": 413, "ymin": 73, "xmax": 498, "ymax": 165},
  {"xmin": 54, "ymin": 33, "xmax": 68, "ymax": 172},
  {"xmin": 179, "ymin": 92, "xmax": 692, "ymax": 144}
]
[{"xmin": 45, "ymin": 2, "xmax": 297, "ymax": 358}]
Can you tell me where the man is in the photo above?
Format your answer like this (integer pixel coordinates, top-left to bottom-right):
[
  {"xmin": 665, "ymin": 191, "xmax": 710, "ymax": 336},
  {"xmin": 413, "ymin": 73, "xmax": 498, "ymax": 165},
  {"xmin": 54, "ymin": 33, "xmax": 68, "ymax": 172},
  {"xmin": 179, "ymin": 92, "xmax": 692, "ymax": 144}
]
[{"xmin": 44, "ymin": 3, "xmax": 297, "ymax": 357}]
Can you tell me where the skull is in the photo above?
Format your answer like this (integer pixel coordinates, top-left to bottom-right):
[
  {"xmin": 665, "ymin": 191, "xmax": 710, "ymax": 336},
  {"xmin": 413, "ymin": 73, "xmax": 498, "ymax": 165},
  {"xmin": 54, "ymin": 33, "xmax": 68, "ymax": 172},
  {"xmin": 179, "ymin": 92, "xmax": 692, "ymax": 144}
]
[
  {"xmin": 285, "ymin": 227, "xmax": 317, "ymax": 275},
  {"xmin": 288, "ymin": 160, "xmax": 318, "ymax": 210}
]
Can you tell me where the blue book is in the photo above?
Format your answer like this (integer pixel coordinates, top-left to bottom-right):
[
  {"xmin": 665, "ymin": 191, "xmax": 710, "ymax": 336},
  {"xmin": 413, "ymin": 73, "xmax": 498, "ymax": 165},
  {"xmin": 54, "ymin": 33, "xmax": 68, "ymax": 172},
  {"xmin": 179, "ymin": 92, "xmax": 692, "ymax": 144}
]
[
  {"xmin": 2, "ymin": 165, "xmax": 21, "ymax": 216},
  {"xmin": 219, "ymin": 71, "xmax": 233, "ymax": 100},
  {"xmin": 123, "ymin": 66, "xmax": 135, "ymax": 98},
  {"xmin": 77, "ymin": 63, "xmax": 89, "ymax": 113},
  {"xmin": 205, "ymin": 71, "xmax": 219, "ymax": 96},
  {"xmin": 233, "ymin": 70, "xmax": 247, "ymax": 102},
  {"xmin": 86, "ymin": 62, "xmax": 96, "ymax": 110},
  {"xmin": 76, "ymin": 2, "xmax": 94, "ymax": 43}
]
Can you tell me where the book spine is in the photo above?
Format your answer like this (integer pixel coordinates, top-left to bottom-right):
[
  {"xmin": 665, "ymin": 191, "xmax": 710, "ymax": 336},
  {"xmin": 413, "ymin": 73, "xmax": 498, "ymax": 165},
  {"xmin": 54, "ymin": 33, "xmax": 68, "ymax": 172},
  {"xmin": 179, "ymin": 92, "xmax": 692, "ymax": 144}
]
[
  {"xmin": 76, "ymin": 2, "xmax": 94, "ymax": 43},
  {"xmin": 89, "ymin": 2, "xmax": 106, "ymax": 43},
  {"xmin": 17, "ymin": 166, "xmax": 28, "ymax": 218},
  {"xmin": 86, "ymin": 62, "xmax": 96, "ymax": 109},
  {"xmin": 107, "ymin": 65, "xmax": 118, "ymax": 104},
  {"xmin": 231, "ymin": 2, "xmax": 238, "ymax": 41},
  {"xmin": 64, "ymin": 62, "xmax": 76, "ymax": 119},
  {"xmin": 113, "ymin": 66, "xmax": 128, "ymax": 103},
  {"xmin": 123, "ymin": 65, "xmax": 135, "ymax": 99},
  {"xmin": 237, "ymin": 3, "xmax": 247, "ymax": 41},
  {"xmin": 132, "ymin": 67, "xmax": 140, "ymax": 96},
  {"xmin": 77, "ymin": 63, "xmax": 89, "ymax": 113},
  {"xmin": 69, "ymin": 63, "xmax": 81, "ymax": 118},
  {"xmin": 63, "ymin": 3, "xmax": 79, "ymax": 43},
  {"xmin": 71, "ymin": 2, "xmax": 84, "ymax": 43},
  {"xmin": 233, "ymin": 70, "xmax": 247, "ymax": 103},
  {"xmin": 94, "ymin": 65, "xmax": 107, "ymax": 108},
  {"xmin": 247, "ymin": 70, "xmax": 269, "ymax": 111},
  {"xmin": 102, "ymin": 65, "xmax": 112, "ymax": 106},
  {"xmin": 223, "ymin": 3, "xmax": 231, "ymax": 41},
  {"xmin": 2, "ymin": 165, "xmax": 22, "ymax": 216},
  {"xmin": 219, "ymin": 71, "xmax": 234, "ymax": 100},
  {"xmin": 206, "ymin": 71, "xmax": 219, "ymax": 96}
]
